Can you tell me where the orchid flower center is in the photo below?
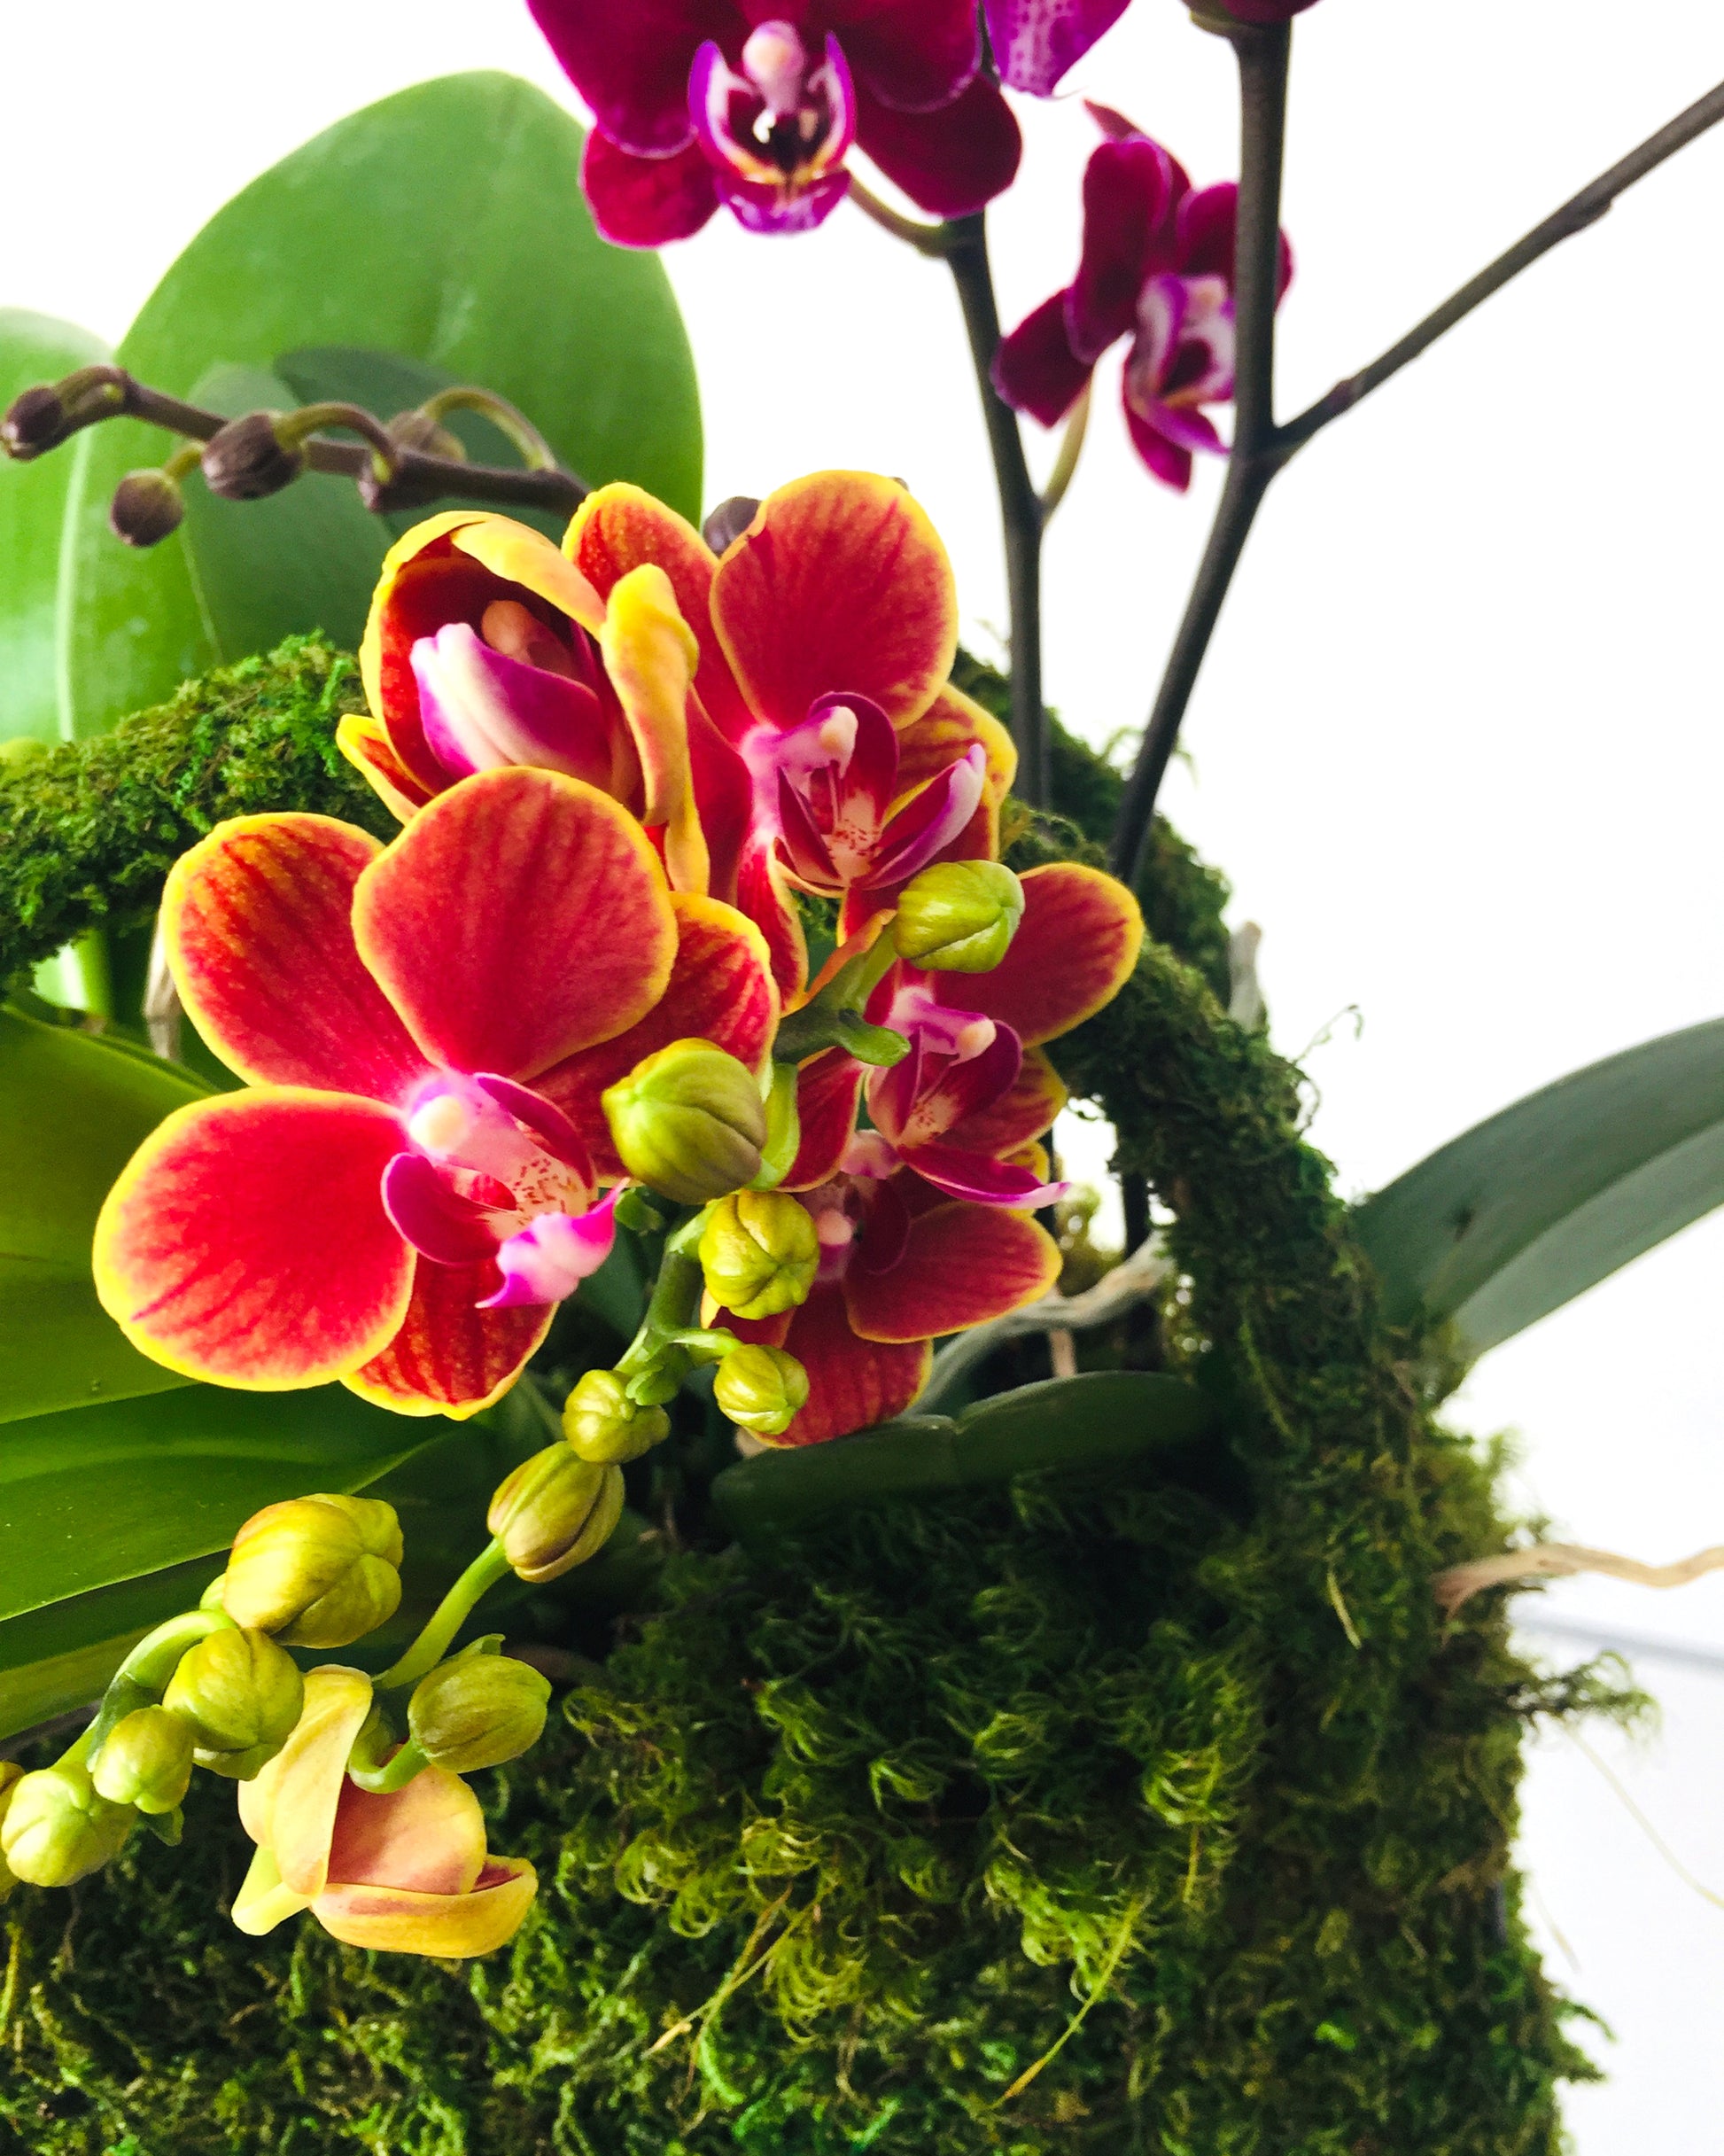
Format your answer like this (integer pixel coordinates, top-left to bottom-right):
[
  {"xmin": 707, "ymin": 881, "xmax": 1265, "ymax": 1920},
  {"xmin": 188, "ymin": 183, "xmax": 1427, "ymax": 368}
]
[
  {"xmin": 409, "ymin": 600, "xmax": 621, "ymax": 797},
  {"xmin": 405, "ymin": 1081, "xmax": 587, "ymax": 1233},
  {"xmin": 1128, "ymin": 274, "xmax": 1236, "ymax": 416},
  {"xmin": 692, "ymin": 22, "xmax": 856, "ymax": 195}
]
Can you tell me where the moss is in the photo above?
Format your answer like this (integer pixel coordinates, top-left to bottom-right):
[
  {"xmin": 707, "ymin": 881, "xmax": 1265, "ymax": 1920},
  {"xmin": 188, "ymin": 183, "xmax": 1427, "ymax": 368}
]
[{"xmin": 0, "ymin": 643, "xmax": 1624, "ymax": 2152}]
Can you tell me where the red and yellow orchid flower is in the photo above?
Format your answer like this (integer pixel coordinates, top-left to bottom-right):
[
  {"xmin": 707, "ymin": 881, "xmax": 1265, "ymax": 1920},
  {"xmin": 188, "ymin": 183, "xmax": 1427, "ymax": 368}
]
[
  {"xmin": 93, "ymin": 767, "xmax": 775, "ymax": 1418},
  {"xmin": 719, "ymin": 862, "xmax": 1144, "ymax": 1445},
  {"xmin": 233, "ymin": 1666, "xmax": 534, "ymax": 1958}
]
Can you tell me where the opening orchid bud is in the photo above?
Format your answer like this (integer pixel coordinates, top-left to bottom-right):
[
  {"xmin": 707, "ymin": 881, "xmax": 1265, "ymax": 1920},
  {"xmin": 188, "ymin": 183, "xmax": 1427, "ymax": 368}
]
[
  {"xmin": 698, "ymin": 1191, "xmax": 818, "ymax": 1319},
  {"xmin": 1, "ymin": 1759, "xmax": 133, "ymax": 1887},
  {"xmin": 892, "ymin": 860, "xmax": 1025, "ymax": 974},
  {"xmin": 109, "ymin": 466, "xmax": 186, "ymax": 549},
  {"xmin": 488, "ymin": 1443, "xmax": 625, "ymax": 1580},
  {"xmin": 160, "ymin": 1627, "xmax": 305, "ymax": 1779},
  {"xmin": 602, "ymin": 1039, "xmax": 768, "ymax": 1205},
  {"xmin": 90, "ymin": 1705, "xmax": 194, "ymax": 1816},
  {"xmin": 220, "ymin": 1492, "xmax": 404, "ymax": 1648},
  {"xmin": 408, "ymin": 1649, "xmax": 551, "ymax": 1774},
  {"xmin": 714, "ymin": 1343, "xmax": 810, "ymax": 1438},
  {"xmin": 562, "ymin": 1368, "xmax": 670, "ymax": 1464},
  {"xmin": 199, "ymin": 410, "xmax": 307, "ymax": 501}
]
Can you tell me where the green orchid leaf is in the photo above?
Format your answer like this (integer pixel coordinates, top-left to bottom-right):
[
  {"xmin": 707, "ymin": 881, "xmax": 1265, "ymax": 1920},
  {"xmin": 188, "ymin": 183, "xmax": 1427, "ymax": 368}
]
[
  {"xmin": 0, "ymin": 1559, "xmax": 215, "ymax": 1745},
  {"xmin": 0, "ymin": 1382, "xmax": 435, "ymax": 1628},
  {"xmin": 0, "ymin": 309, "xmax": 110, "ymax": 744},
  {"xmin": 1353, "ymin": 1016, "xmax": 1724, "ymax": 1357},
  {"xmin": 0, "ymin": 1007, "xmax": 211, "ymax": 1424},
  {"xmin": 59, "ymin": 70, "xmax": 701, "ymax": 736},
  {"xmin": 712, "ymin": 1372, "xmax": 1221, "ymax": 1547}
]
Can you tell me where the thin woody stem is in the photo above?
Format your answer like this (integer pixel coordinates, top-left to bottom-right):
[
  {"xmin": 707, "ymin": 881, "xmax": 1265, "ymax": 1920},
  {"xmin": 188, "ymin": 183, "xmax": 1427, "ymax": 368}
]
[
  {"xmin": 944, "ymin": 213, "xmax": 1050, "ymax": 808},
  {"xmin": 1110, "ymin": 58, "xmax": 1724, "ymax": 885},
  {"xmin": 846, "ymin": 175, "xmax": 955, "ymax": 258},
  {"xmin": 3, "ymin": 364, "xmax": 587, "ymax": 518}
]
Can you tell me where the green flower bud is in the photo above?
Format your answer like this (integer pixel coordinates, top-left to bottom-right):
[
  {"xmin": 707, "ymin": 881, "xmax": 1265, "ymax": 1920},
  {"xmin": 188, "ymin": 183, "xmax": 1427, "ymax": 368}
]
[
  {"xmin": 891, "ymin": 860, "xmax": 1025, "ymax": 973},
  {"xmin": 221, "ymin": 1492, "xmax": 403, "ymax": 1648},
  {"xmin": 602, "ymin": 1038, "xmax": 766, "ymax": 1203},
  {"xmin": 90, "ymin": 1706, "xmax": 194, "ymax": 1815},
  {"xmin": 160, "ymin": 1627, "xmax": 304, "ymax": 1779},
  {"xmin": 698, "ymin": 1190, "xmax": 819, "ymax": 1319},
  {"xmin": 488, "ymin": 1444, "xmax": 625, "ymax": 1582},
  {"xmin": 713, "ymin": 1344, "xmax": 810, "ymax": 1438},
  {"xmin": 2, "ymin": 1759, "xmax": 132, "ymax": 1886},
  {"xmin": 0, "ymin": 1763, "xmax": 24, "ymax": 1901},
  {"xmin": 408, "ymin": 1651, "xmax": 550, "ymax": 1773},
  {"xmin": 563, "ymin": 1368, "xmax": 671, "ymax": 1464}
]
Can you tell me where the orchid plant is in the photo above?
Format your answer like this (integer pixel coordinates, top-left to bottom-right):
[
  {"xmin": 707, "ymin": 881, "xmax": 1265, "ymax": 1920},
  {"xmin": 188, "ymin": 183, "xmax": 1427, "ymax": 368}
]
[{"xmin": 1, "ymin": 0, "xmax": 1723, "ymax": 2004}]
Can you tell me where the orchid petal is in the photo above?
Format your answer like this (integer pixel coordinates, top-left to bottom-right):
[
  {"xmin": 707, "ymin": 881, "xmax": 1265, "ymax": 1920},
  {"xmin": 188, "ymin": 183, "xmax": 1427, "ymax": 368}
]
[
  {"xmin": 343, "ymin": 1257, "xmax": 554, "ymax": 1420},
  {"xmin": 1175, "ymin": 182, "xmax": 1294, "ymax": 299},
  {"xmin": 985, "ymin": 0, "xmax": 1130, "ymax": 95},
  {"xmin": 852, "ymin": 73, "xmax": 1021, "ymax": 221},
  {"xmin": 837, "ymin": 0, "xmax": 980, "ymax": 113},
  {"xmin": 325, "ymin": 1764, "xmax": 486, "ymax": 1897},
  {"xmin": 335, "ymin": 712, "xmax": 435, "ymax": 825},
  {"xmin": 412, "ymin": 623, "xmax": 613, "ymax": 789},
  {"xmin": 1125, "ymin": 403, "xmax": 1195, "ymax": 491},
  {"xmin": 900, "ymin": 1143, "xmax": 1066, "ymax": 1208},
  {"xmin": 383, "ymin": 1153, "xmax": 502, "ymax": 1266},
  {"xmin": 314, "ymin": 1856, "xmax": 538, "ymax": 1957},
  {"xmin": 927, "ymin": 862, "xmax": 1143, "ymax": 1047},
  {"xmin": 353, "ymin": 767, "xmax": 677, "ymax": 1083},
  {"xmin": 866, "ymin": 743, "xmax": 985, "ymax": 887},
  {"xmin": 536, "ymin": 893, "xmax": 778, "ymax": 1181},
  {"xmin": 600, "ymin": 563, "xmax": 709, "ymax": 894},
  {"xmin": 717, "ymin": 167, "xmax": 852, "ymax": 236},
  {"xmin": 993, "ymin": 291, "xmax": 1093, "ymax": 429},
  {"xmin": 711, "ymin": 471, "xmax": 957, "ymax": 733},
  {"xmin": 783, "ymin": 1048, "xmax": 866, "ymax": 1191},
  {"xmin": 943, "ymin": 1047, "xmax": 1068, "ymax": 1156},
  {"xmin": 765, "ymin": 1283, "xmax": 930, "ymax": 1447},
  {"xmin": 231, "ymin": 1845, "xmax": 313, "ymax": 1937},
  {"xmin": 844, "ymin": 1200, "xmax": 1060, "ymax": 1343},
  {"xmin": 163, "ymin": 815, "xmax": 431, "ymax": 1105},
  {"xmin": 525, "ymin": 0, "xmax": 721, "ymax": 156},
  {"xmin": 736, "ymin": 840, "xmax": 809, "ymax": 1003},
  {"xmin": 252, "ymin": 1666, "xmax": 375, "ymax": 1900},
  {"xmin": 1068, "ymin": 134, "xmax": 1180, "ymax": 360},
  {"xmin": 479, "ymin": 1195, "xmax": 620, "ymax": 1310},
  {"xmin": 472, "ymin": 1075, "xmax": 595, "ymax": 1178},
  {"xmin": 93, "ymin": 1091, "xmax": 413, "ymax": 1389},
  {"xmin": 580, "ymin": 128, "xmax": 720, "ymax": 247}
]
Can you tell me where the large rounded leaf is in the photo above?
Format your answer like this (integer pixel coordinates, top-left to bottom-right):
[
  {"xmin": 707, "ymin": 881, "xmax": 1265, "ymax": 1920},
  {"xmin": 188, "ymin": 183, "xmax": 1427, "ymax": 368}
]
[
  {"xmin": 0, "ymin": 309, "xmax": 109, "ymax": 743},
  {"xmin": 1353, "ymin": 1016, "xmax": 1724, "ymax": 1357},
  {"xmin": 59, "ymin": 71, "xmax": 702, "ymax": 735},
  {"xmin": 0, "ymin": 1009, "xmax": 210, "ymax": 1422},
  {"xmin": 712, "ymin": 1372, "xmax": 1220, "ymax": 1546}
]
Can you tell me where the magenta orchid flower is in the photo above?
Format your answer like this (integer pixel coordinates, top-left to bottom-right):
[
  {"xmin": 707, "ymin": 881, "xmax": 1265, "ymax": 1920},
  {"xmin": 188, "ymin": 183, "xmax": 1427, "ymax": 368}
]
[
  {"xmin": 93, "ymin": 769, "xmax": 777, "ymax": 1419},
  {"xmin": 527, "ymin": 2, "xmax": 1022, "ymax": 245},
  {"xmin": 985, "ymin": 0, "xmax": 1319, "ymax": 97},
  {"xmin": 993, "ymin": 106, "xmax": 1293, "ymax": 491}
]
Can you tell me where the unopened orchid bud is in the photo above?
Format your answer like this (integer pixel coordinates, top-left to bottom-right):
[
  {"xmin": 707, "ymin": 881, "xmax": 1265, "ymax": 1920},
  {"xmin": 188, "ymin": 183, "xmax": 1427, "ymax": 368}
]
[
  {"xmin": 221, "ymin": 1492, "xmax": 403, "ymax": 1648},
  {"xmin": 109, "ymin": 467, "xmax": 185, "ymax": 548},
  {"xmin": 200, "ymin": 411, "xmax": 305, "ymax": 501},
  {"xmin": 161, "ymin": 1627, "xmax": 304, "ymax": 1779},
  {"xmin": 892, "ymin": 860, "xmax": 1025, "ymax": 973},
  {"xmin": 488, "ymin": 1444, "xmax": 625, "ymax": 1581},
  {"xmin": 602, "ymin": 1039, "xmax": 767, "ymax": 1203},
  {"xmin": 0, "ymin": 1763, "xmax": 23, "ymax": 1900},
  {"xmin": 1, "ymin": 367, "xmax": 123, "ymax": 461},
  {"xmin": 562, "ymin": 1368, "xmax": 671, "ymax": 1463},
  {"xmin": 91, "ymin": 1705, "xmax": 194, "ymax": 1815},
  {"xmin": 2, "ymin": 1759, "xmax": 132, "ymax": 1886},
  {"xmin": 408, "ymin": 1650, "xmax": 550, "ymax": 1773},
  {"xmin": 698, "ymin": 1191, "xmax": 818, "ymax": 1319},
  {"xmin": 714, "ymin": 1344, "xmax": 810, "ymax": 1438}
]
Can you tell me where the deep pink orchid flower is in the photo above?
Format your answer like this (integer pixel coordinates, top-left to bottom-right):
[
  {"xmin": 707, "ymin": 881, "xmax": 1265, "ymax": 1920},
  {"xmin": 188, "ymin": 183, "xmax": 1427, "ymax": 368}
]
[
  {"xmin": 985, "ymin": 0, "xmax": 1318, "ymax": 97},
  {"xmin": 526, "ymin": 2, "xmax": 1021, "ymax": 245},
  {"xmin": 93, "ymin": 769, "xmax": 776, "ymax": 1419},
  {"xmin": 711, "ymin": 860, "xmax": 1144, "ymax": 1445},
  {"xmin": 993, "ymin": 106, "xmax": 1293, "ymax": 492}
]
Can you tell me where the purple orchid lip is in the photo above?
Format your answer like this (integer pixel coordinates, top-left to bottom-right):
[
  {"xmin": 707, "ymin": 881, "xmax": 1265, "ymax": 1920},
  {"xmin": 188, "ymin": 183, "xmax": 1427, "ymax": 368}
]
[
  {"xmin": 689, "ymin": 26, "xmax": 858, "ymax": 235},
  {"xmin": 898, "ymin": 1141, "xmax": 1067, "ymax": 1210},
  {"xmin": 382, "ymin": 1151, "xmax": 503, "ymax": 1266},
  {"xmin": 411, "ymin": 622, "xmax": 616, "ymax": 790},
  {"xmin": 478, "ymin": 1191, "xmax": 621, "ymax": 1310}
]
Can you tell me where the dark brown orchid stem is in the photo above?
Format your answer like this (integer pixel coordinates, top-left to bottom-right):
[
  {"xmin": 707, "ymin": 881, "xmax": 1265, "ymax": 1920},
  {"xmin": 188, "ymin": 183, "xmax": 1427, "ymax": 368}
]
[
  {"xmin": 1111, "ymin": 21, "xmax": 1288, "ymax": 886},
  {"xmin": 1111, "ymin": 55, "xmax": 1724, "ymax": 886},
  {"xmin": 0, "ymin": 363, "xmax": 587, "ymax": 520},
  {"xmin": 944, "ymin": 214, "xmax": 1051, "ymax": 809}
]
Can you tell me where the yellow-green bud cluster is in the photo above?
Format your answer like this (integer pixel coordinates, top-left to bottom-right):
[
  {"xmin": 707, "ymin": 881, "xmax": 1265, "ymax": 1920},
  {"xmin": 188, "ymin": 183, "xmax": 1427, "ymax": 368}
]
[
  {"xmin": 602, "ymin": 1039, "xmax": 766, "ymax": 1203},
  {"xmin": 892, "ymin": 860, "xmax": 1024, "ymax": 973},
  {"xmin": 408, "ymin": 1649, "xmax": 550, "ymax": 1773},
  {"xmin": 91, "ymin": 1706, "xmax": 194, "ymax": 1815},
  {"xmin": 161, "ymin": 1627, "xmax": 304, "ymax": 1779},
  {"xmin": 489, "ymin": 1444, "xmax": 625, "ymax": 1582},
  {"xmin": 714, "ymin": 1344, "xmax": 810, "ymax": 1438},
  {"xmin": 220, "ymin": 1492, "xmax": 403, "ymax": 1648},
  {"xmin": 698, "ymin": 1191, "xmax": 818, "ymax": 1319},
  {"xmin": 563, "ymin": 1367, "xmax": 670, "ymax": 1463},
  {"xmin": 1, "ymin": 1757, "xmax": 133, "ymax": 1887}
]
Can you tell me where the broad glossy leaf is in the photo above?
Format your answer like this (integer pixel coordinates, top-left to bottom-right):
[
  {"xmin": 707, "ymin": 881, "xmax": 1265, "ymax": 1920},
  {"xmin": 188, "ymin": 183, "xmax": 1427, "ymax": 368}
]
[
  {"xmin": 1353, "ymin": 1016, "xmax": 1724, "ymax": 1356},
  {"xmin": 0, "ymin": 1382, "xmax": 434, "ymax": 1625},
  {"xmin": 0, "ymin": 1559, "xmax": 214, "ymax": 1744},
  {"xmin": 0, "ymin": 309, "xmax": 109, "ymax": 743},
  {"xmin": 712, "ymin": 1372, "xmax": 1219, "ymax": 1545},
  {"xmin": 0, "ymin": 1008, "xmax": 210, "ymax": 1422},
  {"xmin": 59, "ymin": 72, "xmax": 701, "ymax": 734}
]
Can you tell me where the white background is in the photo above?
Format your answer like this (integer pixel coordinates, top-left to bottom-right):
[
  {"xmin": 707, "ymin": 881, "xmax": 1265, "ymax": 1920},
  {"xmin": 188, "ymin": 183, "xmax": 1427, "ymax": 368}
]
[{"xmin": 7, "ymin": 4, "xmax": 1724, "ymax": 2143}]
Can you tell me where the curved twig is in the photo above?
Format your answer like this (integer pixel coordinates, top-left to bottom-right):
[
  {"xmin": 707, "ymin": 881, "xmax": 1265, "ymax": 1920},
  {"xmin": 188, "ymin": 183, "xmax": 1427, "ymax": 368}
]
[{"xmin": 1435, "ymin": 1539, "xmax": 1724, "ymax": 1619}]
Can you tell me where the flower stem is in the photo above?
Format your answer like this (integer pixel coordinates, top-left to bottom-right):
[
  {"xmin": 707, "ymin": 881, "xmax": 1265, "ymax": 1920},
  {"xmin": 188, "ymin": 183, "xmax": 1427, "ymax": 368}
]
[
  {"xmin": 1038, "ymin": 381, "xmax": 1091, "ymax": 523},
  {"xmin": 944, "ymin": 214, "xmax": 1049, "ymax": 809},
  {"xmin": 372, "ymin": 1540, "xmax": 514, "ymax": 1693},
  {"xmin": 846, "ymin": 176, "xmax": 955, "ymax": 258}
]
